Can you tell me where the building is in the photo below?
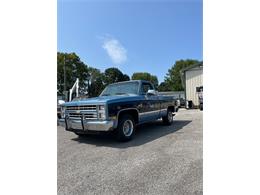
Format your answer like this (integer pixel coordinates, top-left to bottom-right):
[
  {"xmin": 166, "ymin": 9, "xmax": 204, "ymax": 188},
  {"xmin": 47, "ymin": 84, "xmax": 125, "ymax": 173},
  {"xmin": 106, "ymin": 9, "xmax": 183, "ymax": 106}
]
[{"xmin": 181, "ymin": 62, "xmax": 203, "ymax": 107}]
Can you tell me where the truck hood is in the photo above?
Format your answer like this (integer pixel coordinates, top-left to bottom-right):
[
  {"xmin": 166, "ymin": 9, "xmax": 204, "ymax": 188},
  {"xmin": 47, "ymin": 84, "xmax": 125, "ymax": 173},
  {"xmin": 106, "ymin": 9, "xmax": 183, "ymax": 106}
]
[{"xmin": 63, "ymin": 95, "xmax": 142, "ymax": 106}]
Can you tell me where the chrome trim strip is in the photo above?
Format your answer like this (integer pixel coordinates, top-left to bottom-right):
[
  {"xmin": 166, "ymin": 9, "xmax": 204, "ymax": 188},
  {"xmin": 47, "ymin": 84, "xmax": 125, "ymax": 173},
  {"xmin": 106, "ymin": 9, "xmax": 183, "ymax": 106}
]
[{"xmin": 139, "ymin": 108, "xmax": 167, "ymax": 116}]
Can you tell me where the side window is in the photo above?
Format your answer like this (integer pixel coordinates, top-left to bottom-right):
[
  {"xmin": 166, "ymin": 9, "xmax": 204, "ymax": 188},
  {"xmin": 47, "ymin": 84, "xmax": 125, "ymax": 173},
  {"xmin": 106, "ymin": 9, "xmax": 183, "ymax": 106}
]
[{"xmin": 141, "ymin": 83, "xmax": 153, "ymax": 94}]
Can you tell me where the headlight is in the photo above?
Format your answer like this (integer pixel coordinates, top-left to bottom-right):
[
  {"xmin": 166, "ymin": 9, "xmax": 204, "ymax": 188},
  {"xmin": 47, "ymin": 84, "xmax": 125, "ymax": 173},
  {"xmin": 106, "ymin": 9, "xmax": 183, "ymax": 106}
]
[
  {"xmin": 98, "ymin": 105, "xmax": 106, "ymax": 119},
  {"xmin": 99, "ymin": 112, "xmax": 106, "ymax": 119},
  {"xmin": 99, "ymin": 105, "xmax": 105, "ymax": 111}
]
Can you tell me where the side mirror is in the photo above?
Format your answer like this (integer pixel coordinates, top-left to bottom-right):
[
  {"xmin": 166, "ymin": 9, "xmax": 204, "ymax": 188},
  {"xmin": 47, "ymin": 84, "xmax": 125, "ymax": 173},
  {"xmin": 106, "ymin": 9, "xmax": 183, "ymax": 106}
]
[
  {"xmin": 58, "ymin": 100, "xmax": 65, "ymax": 105},
  {"xmin": 146, "ymin": 89, "xmax": 157, "ymax": 96}
]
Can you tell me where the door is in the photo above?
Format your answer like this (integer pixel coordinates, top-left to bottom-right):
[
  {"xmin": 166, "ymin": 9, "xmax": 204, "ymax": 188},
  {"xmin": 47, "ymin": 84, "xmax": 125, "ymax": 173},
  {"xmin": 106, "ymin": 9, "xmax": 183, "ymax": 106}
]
[{"xmin": 139, "ymin": 82, "xmax": 159, "ymax": 122}]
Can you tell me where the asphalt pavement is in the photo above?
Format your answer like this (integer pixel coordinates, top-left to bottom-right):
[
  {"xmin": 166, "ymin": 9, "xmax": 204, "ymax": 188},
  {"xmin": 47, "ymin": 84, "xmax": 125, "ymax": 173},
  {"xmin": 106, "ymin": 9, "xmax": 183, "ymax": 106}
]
[{"xmin": 58, "ymin": 109, "xmax": 203, "ymax": 195}]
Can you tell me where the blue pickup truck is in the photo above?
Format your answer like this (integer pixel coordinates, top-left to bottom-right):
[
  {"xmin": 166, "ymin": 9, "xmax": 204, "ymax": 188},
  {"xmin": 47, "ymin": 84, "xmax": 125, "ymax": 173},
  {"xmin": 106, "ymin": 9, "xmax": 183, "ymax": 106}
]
[{"xmin": 59, "ymin": 80, "xmax": 179, "ymax": 141}]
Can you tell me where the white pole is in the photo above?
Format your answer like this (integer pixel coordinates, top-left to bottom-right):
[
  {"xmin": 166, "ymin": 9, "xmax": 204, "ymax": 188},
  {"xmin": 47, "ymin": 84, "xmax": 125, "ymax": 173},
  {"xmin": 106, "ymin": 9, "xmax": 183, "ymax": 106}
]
[
  {"xmin": 68, "ymin": 78, "xmax": 79, "ymax": 101},
  {"xmin": 76, "ymin": 78, "xmax": 79, "ymax": 98},
  {"xmin": 69, "ymin": 89, "xmax": 72, "ymax": 102}
]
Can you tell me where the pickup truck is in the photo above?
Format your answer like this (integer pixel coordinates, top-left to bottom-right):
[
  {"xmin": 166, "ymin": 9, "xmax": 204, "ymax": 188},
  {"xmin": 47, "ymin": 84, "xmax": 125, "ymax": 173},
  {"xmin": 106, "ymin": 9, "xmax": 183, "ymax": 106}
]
[{"xmin": 59, "ymin": 80, "xmax": 179, "ymax": 141}]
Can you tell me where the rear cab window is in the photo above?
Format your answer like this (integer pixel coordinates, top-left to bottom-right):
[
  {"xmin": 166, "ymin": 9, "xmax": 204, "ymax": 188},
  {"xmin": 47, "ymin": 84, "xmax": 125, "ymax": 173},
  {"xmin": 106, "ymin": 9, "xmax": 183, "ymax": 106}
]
[{"xmin": 140, "ymin": 82, "xmax": 154, "ymax": 95}]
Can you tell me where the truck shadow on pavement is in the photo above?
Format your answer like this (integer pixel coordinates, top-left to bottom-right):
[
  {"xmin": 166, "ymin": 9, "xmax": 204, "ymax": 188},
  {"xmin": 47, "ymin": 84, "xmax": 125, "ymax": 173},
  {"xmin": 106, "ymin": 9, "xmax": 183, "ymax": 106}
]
[{"xmin": 71, "ymin": 119, "xmax": 191, "ymax": 148}]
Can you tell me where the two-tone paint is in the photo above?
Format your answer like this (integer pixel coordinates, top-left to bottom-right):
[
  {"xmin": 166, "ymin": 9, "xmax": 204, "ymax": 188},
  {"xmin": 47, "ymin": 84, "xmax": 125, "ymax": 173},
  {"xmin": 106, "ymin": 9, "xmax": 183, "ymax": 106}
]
[{"xmin": 59, "ymin": 80, "xmax": 178, "ymax": 132}]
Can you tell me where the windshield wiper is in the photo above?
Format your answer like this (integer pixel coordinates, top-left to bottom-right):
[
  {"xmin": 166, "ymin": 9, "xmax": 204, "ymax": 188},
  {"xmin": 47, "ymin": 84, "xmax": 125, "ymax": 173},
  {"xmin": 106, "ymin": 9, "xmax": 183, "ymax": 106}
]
[
  {"xmin": 115, "ymin": 92, "xmax": 128, "ymax": 95},
  {"xmin": 101, "ymin": 94, "xmax": 110, "ymax": 96}
]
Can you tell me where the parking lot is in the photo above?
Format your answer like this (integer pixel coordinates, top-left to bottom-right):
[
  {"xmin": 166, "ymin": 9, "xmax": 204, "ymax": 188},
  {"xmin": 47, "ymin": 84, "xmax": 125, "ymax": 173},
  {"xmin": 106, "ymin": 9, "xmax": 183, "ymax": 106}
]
[{"xmin": 58, "ymin": 109, "xmax": 203, "ymax": 195}]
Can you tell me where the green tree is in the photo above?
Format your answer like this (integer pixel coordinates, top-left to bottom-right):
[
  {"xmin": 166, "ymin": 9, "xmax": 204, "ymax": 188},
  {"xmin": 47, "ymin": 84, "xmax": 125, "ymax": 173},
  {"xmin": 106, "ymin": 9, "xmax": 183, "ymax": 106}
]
[
  {"xmin": 103, "ymin": 67, "xmax": 130, "ymax": 85},
  {"xmin": 131, "ymin": 72, "xmax": 159, "ymax": 88},
  {"xmin": 87, "ymin": 67, "xmax": 105, "ymax": 97},
  {"xmin": 57, "ymin": 52, "xmax": 89, "ymax": 96},
  {"xmin": 122, "ymin": 74, "xmax": 130, "ymax": 81},
  {"xmin": 158, "ymin": 82, "xmax": 172, "ymax": 92},
  {"xmin": 164, "ymin": 59, "xmax": 200, "ymax": 91}
]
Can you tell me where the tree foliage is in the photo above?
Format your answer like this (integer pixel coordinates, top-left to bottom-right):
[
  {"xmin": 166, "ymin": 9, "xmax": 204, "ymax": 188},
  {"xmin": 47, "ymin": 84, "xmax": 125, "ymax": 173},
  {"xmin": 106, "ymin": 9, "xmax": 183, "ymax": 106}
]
[
  {"xmin": 157, "ymin": 82, "xmax": 172, "ymax": 92},
  {"xmin": 57, "ymin": 53, "xmax": 131, "ymax": 98},
  {"xmin": 87, "ymin": 67, "xmax": 105, "ymax": 97},
  {"xmin": 131, "ymin": 72, "xmax": 159, "ymax": 88},
  {"xmin": 164, "ymin": 59, "xmax": 200, "ymax": 91},
  {"xmin": 57, "ymin": 52, "xmax": 200, "ymax": 98},
  {"xmin": 57, "ymin": 52, "xmax": 89, "ymax": 96},
  {"xmin": 122, "ymin": 74, "xmax": 130, "ymax": 81},
  {"xmin": 103, "ymin": 67, "xmax": 130, "ymax": 85}
]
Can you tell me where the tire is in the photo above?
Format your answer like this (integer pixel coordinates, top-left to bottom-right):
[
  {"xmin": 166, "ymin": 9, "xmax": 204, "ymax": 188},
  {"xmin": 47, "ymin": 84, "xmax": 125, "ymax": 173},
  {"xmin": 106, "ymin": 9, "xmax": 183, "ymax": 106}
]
[
  {"xmin": 162, "ymin": 109, "xmax": 173, "ymax": 125},
  {"xmin": 115, "ymin": 114, "xmax": 136, "ymax": 142},
  {"xmin": 199, "ymin": 104, "xmax": 203, "ymax": 111}
]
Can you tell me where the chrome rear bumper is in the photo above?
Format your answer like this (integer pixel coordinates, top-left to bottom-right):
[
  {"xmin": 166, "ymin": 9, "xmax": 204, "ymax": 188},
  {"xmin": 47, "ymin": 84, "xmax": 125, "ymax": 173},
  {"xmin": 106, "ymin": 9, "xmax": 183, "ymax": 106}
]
[{"xmin": 58, "ymin": 118, "xmax": 114, "ymax": 132}]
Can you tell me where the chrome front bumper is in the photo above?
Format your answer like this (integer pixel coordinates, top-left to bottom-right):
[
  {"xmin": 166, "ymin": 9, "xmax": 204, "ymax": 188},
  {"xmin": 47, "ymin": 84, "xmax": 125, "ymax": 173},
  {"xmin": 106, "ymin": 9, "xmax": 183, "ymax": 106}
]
[{"xmin": 58, "ymin": 118, "xmax": 115, "ymax": 132}]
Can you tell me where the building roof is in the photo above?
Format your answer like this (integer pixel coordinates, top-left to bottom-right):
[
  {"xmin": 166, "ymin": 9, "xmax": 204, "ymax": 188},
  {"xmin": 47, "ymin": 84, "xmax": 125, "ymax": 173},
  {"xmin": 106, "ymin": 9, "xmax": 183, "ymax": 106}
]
[{"xmin": 180, "ymin": 61, "xmax": 203, "ymax": 73}]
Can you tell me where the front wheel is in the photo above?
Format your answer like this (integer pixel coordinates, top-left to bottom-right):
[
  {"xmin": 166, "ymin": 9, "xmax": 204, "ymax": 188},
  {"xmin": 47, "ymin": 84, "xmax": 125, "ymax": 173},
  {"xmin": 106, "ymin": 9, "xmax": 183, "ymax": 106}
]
[
  {"xmin": 162, "ymin": 109, "xmax": 173, "ymax": 125},
  {"xmin": 116, "ymin": 114, "xmax": 136, "ymax": 141}
]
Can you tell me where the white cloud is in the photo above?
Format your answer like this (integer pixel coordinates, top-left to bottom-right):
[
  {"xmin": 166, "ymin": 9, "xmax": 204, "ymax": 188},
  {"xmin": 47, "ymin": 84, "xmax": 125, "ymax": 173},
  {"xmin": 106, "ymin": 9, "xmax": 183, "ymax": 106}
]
[{"xmin": 102, "ymin": 38, "xmax": 127, "ymax": 65}]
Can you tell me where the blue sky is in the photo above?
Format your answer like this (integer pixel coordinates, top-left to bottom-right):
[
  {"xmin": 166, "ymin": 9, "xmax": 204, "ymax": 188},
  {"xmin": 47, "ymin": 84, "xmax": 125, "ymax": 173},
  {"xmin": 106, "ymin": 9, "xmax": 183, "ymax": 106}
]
[{"xmin": 58, "ymin": 0, "xmax": 202, "ymax": 83}]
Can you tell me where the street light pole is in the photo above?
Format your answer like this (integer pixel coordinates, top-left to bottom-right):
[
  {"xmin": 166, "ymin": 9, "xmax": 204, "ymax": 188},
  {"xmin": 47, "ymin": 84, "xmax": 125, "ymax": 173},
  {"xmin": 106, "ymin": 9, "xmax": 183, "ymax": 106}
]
[{"xmin": 63, "ymin": 55, "xmax": 66, "ymax": 100}]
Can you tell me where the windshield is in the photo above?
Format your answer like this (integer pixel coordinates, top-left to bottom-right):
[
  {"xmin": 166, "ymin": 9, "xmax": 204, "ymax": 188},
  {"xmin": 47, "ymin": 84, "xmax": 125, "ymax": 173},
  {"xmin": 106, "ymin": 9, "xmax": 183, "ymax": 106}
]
[{"xmin": 100, "ymin": 81, "xmax": 139, "ymax": 96}]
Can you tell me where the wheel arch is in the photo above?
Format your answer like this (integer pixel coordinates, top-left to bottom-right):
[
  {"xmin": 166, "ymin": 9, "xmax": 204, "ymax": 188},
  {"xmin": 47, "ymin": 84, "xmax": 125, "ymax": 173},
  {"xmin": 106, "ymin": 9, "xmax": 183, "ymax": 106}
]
[{"xmin": 115, "ymin": 108, "xmax": 139, "ymax": 128}]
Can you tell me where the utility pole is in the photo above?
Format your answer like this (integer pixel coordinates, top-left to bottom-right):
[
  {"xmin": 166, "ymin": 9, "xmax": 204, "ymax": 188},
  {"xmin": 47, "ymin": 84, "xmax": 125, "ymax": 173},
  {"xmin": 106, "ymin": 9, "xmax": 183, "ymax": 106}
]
[{"xmin": 63, "ymin": 55, "xmax": 66, "ymax": 100}]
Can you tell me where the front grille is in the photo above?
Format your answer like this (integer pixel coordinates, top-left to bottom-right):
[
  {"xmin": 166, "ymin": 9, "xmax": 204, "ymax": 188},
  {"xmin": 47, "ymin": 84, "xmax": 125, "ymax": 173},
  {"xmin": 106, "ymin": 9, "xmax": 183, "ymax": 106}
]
[
  {"xmin": 66, "ymin": 105, "xmax": 97, "ymax": 111},
  {"xmin": 68, "ymin": 112, "xmax": 98, "ymax": 120},
  {"xmin": 66, "ymin": 104, "xmax": 98, "ymax": 120}
]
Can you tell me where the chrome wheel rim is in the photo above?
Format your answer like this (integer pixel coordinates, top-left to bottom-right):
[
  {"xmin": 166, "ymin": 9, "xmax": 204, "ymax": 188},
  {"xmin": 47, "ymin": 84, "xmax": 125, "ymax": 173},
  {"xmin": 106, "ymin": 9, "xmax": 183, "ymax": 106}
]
[
  {"xmin": 123, "ymin": 120, "xmax": 134, "ymax": 136},
  {"xmin": 168, "ymin": 111, "xmax": 173, "ymax": 122}
]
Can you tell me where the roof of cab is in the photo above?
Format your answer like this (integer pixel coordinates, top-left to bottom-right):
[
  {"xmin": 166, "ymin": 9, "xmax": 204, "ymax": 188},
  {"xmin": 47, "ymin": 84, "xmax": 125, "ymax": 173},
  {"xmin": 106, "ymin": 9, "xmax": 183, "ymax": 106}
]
[{"xmin": 108, "ymin": 80, "xmax": 149, "ymax": 85}]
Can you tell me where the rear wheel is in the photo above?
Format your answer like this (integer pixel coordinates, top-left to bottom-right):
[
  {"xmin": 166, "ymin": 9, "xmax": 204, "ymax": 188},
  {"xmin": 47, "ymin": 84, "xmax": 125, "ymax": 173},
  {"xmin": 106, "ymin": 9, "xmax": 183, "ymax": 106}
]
[
  {"xmin": 116, "ymin": 114, "xmax": 135, "ymax": 141},
  {"xmin": 162, "ymin": 109, "xmax": 173, "ymax": 125},
  {"xmin": 199, "ymin": 104, "xmax": 203, "ymax": 111}
]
